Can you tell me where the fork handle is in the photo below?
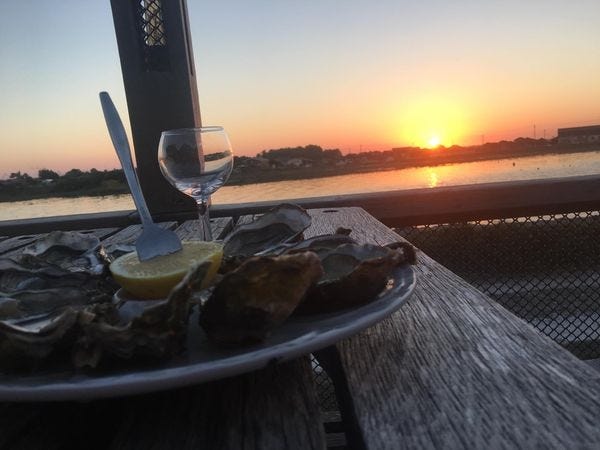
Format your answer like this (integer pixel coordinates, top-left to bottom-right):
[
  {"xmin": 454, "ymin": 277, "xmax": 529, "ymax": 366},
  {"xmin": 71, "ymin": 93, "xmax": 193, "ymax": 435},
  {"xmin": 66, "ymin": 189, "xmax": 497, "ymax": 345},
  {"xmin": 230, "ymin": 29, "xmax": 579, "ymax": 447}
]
[{"xmin": 99, "ymin": 92, "xmax": 154, "ymax": 227}]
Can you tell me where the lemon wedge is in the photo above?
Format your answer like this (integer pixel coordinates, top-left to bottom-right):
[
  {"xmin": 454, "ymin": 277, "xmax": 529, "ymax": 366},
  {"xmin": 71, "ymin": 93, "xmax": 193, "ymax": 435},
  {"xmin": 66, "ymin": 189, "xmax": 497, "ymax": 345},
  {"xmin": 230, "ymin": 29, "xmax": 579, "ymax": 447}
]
[{"xmin": 109, "ymin": 241, "xmax": 223, "ymax": 299}]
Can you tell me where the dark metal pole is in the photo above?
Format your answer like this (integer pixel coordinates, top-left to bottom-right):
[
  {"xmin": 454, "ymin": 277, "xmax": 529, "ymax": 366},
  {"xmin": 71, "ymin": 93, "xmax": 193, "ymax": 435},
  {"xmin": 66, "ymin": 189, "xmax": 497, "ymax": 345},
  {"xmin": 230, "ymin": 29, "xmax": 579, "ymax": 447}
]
[{"xmin": 110, "ymin": 0, "xmax": 199, "ymax": 215}]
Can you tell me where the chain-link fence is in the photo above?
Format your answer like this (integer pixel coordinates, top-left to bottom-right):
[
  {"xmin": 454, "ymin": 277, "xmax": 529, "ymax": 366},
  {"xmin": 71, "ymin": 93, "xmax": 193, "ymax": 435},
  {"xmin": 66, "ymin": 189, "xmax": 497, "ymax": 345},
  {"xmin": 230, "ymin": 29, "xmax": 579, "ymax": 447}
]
[
  {"xmin": 312, "ymin": 355, "xmax": 339, "ymax": 411},
  {"xmin": 395, "ymin": 210, "xmax": 600, "ymax": 360},
  {"xmin": 136, "ymin": 0, "xmax": 170, "ymax": 71}
]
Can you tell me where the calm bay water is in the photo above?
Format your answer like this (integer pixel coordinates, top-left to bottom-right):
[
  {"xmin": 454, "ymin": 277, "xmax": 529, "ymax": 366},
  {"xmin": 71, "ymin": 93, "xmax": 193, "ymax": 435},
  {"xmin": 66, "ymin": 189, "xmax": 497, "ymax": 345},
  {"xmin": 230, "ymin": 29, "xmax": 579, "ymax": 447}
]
[{"xmin": 2, "ymin": 150, "xmax": 600, "ymax": 221}]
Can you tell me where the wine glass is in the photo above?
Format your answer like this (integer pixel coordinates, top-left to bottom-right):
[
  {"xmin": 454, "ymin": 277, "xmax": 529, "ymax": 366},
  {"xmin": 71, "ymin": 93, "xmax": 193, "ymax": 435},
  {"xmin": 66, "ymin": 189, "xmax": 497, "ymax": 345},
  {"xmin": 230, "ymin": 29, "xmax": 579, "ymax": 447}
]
[{"xmin": 158, "ymin": 126, "xmax": 233, "ymax": 241}]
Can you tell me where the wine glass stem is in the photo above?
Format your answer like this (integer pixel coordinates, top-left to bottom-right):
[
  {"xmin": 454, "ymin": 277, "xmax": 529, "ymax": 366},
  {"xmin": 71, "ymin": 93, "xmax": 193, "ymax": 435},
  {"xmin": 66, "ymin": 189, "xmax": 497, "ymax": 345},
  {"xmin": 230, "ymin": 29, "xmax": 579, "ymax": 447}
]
[{"xmin": 197, "ymin": 199, "xmax": 212, "ymax": 241}]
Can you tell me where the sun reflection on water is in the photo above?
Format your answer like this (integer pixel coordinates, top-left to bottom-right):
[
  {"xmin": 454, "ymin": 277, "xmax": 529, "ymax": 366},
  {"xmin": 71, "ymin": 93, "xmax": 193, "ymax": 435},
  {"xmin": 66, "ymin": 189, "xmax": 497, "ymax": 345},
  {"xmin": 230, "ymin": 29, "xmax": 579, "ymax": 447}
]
[{"xmin": 427, "ymin": 169, "xmax": 439, "ymax": 188}]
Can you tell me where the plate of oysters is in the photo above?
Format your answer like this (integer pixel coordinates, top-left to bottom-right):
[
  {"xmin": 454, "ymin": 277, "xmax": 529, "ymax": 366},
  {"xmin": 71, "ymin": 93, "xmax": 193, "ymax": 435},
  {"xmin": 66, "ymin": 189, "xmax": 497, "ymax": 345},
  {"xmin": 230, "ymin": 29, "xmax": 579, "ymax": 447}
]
[{"xmin": 0, "ymin": 204, "xmax": 416, "ymax": 401}]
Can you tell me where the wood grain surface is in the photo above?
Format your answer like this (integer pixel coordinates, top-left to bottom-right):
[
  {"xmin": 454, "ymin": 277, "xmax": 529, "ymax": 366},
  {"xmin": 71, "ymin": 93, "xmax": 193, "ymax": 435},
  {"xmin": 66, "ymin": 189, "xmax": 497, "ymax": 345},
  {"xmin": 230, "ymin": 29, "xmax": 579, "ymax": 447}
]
[
  {"xmin": 309, "ymin": 207, "xmax": 600, "ymax": 449},
  {"xmin": 175, "ymin": 217, "xmax": 233, "ymax": 240},
  {"xmin": 0, "ymin": 359, "xmax": 324, "ymax": 450}
]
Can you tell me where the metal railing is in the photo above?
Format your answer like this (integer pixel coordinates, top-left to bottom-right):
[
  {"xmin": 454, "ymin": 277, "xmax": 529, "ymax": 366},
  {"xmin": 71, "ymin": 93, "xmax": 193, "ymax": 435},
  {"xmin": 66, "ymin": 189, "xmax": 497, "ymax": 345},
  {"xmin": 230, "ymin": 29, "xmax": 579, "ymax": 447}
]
[{"xmin": 395, "ymin": 211, "xmax": 600, "ymax": 360}]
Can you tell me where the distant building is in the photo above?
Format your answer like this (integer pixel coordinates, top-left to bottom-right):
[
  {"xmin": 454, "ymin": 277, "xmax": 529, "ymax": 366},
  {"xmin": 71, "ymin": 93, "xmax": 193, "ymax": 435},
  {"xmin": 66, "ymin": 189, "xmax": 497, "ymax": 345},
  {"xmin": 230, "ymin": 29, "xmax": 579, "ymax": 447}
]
[
  {"xmin": 557, "ymin": 125, "xmax": 600, "ymax": 145},
  {"xmin": 284, "ymin": 158, "xmax": 312, "ymax": 168}
]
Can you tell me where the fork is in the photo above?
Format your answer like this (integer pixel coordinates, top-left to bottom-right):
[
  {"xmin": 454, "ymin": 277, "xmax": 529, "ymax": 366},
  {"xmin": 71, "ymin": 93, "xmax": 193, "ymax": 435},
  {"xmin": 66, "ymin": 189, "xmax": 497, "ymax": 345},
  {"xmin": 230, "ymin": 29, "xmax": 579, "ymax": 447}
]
[{"xmin": 99, "ymin": 91, "xmax": 182, "ymax": 261}]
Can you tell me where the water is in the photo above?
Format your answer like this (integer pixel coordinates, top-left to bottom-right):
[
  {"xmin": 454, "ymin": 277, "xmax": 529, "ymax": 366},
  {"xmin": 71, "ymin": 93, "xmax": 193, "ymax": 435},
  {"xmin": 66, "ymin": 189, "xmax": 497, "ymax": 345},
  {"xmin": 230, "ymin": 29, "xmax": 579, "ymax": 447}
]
[
  {"xmin": 175, "ymin": 167, "xmax": 233, "ymax": 200},
  {"xmin": 161, "ymin": 150, "xmax": 234, "ymax": 201},
  {"xmin": 2, "ymin": 150, "xmax": 600, "ymax": 221}
]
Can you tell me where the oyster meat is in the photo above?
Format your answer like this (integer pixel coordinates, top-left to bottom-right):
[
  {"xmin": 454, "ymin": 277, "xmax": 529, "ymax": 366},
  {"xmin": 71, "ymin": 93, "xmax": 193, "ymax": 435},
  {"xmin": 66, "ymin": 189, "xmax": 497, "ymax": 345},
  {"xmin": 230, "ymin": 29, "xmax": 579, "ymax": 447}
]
[
  {"xmin": 199, "ymin": 252, "xmax": 323, "ymax": 346},
  {"xmin": 73, "ymin": 261, "xmax": 212, "ymax": 368},
  {"xmin": 295, "ymin": 242, "xmax": 414, "ymax": 314}
]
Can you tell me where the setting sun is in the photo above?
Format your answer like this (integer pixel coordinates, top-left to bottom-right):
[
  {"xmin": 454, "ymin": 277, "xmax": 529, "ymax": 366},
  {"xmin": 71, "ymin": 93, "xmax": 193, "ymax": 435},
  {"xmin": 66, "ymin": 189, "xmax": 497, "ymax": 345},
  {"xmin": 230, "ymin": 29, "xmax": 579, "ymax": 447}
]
[
  {"xmin": 428, "ymin": 136, "xmax": 441, "ymax": 148},
  {"xmin": 392, "ymin": 95, "xmax": 468, "ymax": 149}
]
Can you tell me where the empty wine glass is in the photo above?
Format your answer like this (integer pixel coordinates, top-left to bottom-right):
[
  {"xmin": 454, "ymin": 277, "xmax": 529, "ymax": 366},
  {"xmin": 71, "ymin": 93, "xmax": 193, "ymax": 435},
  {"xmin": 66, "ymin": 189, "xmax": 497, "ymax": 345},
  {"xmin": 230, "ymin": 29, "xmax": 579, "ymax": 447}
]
[{"xmin": 158, "ymin": 127, "xmax": 233, "ymax": 241}]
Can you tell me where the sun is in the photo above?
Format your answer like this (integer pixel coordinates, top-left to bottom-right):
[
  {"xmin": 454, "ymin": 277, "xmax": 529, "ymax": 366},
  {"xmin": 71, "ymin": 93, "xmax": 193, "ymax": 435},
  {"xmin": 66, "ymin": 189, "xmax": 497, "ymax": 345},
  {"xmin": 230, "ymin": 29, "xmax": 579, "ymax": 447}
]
[
  {"xmin": 427, "ymin": 135, "xmax": 441, "ymax": 148},
  {"xmin": 391, "ymin": 94, "xmax": 467, "ymax": 149}
]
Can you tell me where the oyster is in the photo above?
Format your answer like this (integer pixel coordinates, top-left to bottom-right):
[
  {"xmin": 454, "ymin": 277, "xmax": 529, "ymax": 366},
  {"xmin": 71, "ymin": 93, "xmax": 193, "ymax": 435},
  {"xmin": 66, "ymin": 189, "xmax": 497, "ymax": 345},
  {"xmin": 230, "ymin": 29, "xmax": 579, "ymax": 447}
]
[
  {"xmin": 281, "ymin": 233, "xmax": 356, "ymax": 257},
  {"xmin": 0, "ymin": 231, "xmax": 116, "ymax": 369},
  {"xmin": 200, "ymin": 252, "xmax": 323, "ymax": 346},
  {"xmin": 0, "ymin": 307, "xmax": 81, "ymax": 370},
  {"xmin": 295, "ymin": 242, "xmax": 414, "ymax": 314},
  {"xmin": 0, "ymin": 288, "xmax": 110, "ymax": 321},
  {"xmin": 21, "ymin": 230, "xmax": 108, "ymax": 275},
  {"xmin": 0, "ymin": 231, "xmax": 117, "ymax": 323},
  {"xmin": 0, "ymin": 257, "xmax": 89, "ymax": 293},
  {"xmin": 223, "ymin": 203, "xmax": 311, "ymax": 258},
  {"xmin": 72, "ymin": 261, "xmax": 211, "ymax": 368},
  {"xmin": 0, "ymin": 231, "xmax": 115, "ymax": 297},
  {"xmin": 385, "ymin": 241, "xmax": 417, "ymax": 265}
]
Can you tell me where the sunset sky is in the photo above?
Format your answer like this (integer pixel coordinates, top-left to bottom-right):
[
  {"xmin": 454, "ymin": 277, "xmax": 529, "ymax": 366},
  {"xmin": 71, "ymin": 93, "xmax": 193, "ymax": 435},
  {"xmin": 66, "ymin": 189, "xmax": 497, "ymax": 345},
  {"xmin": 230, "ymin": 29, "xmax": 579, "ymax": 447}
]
[{"xmin": 1, "ymin": 0, "xmax": 599, "ymax": 177}]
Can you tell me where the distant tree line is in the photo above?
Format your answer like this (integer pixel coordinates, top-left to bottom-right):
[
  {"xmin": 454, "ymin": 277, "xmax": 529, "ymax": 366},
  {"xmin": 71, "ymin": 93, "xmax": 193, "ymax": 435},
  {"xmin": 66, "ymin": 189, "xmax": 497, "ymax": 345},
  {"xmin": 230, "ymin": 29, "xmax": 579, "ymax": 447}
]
[
  {"xmin": 257, "ymin": 144, "xmax": 342, "ymax": 161},
  {"xmin": 3, "ymin": 136, "xmax": 595, "ymax": 202},
  {"xmin": 0, "ymin": 168, "xmax": 128, "ymax": 202}
]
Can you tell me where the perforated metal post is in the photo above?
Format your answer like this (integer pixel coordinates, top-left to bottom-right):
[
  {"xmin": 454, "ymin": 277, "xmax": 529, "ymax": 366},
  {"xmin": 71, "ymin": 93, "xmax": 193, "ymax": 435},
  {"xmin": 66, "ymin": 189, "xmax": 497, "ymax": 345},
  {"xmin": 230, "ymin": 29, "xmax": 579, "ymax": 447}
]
[{"xmin": 110, "ymin": 0, "xmax": 199, "ymax": 216}]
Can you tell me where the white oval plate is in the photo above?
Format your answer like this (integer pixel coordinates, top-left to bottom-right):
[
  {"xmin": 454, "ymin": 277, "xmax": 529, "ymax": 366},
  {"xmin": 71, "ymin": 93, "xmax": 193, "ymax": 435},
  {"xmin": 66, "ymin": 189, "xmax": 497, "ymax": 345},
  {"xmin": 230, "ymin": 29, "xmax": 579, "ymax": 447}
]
[{"xmin": 0, "ymin": 265, "xmax": 416, "ymax": 401}]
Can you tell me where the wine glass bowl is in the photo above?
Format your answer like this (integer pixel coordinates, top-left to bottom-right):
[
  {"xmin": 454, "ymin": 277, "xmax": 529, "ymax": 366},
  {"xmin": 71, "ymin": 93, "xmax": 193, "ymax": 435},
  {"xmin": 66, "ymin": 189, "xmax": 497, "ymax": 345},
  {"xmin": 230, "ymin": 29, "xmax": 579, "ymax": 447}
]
[{"xmin": 158, "ymin": 126, "xmax": 233, "ymax": 240}]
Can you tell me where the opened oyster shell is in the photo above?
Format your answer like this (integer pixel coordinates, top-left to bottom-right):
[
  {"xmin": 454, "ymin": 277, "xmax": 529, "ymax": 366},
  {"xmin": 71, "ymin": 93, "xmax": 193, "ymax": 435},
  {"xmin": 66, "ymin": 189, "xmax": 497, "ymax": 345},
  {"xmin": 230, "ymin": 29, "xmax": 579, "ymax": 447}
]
[
  {"xmin": 0, "ymin": 231, "xmax": 115, "ymax": 313},
  {"xmin": 72, "ymin": 261, "xmax": 212, "ymax": 368},
  {"xmin": 0, "ymin": 307, "xmax": 83, "ymax": 370},
  {"xmin": 0, "ymin": 231, "xmax": 116, "ymax": 369},
  {"xmin": 295, "ymin": 242, "xmax": 414, "ymax": 314},
  {"xmin": 223, "ymin": 203, "xmax": 311, "ymax": 258},
  {"xmin": 281, "ymin": 233, "xmax": 357, "ymax": 257},
  {"xmin": 21, "ymin": 230, "xmax": 108, "ymax": 275},
  {"xmin": 199, "ymin": 252, "xmax": 323, "ymax": 346}
]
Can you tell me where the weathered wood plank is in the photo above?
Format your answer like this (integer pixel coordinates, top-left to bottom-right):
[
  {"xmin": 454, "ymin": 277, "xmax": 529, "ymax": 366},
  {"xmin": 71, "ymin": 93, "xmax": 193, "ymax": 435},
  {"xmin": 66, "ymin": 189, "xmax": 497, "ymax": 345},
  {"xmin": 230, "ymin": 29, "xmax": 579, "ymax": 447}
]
[
  {"xmin": 175, "ymin": 217, "xmax": 234, "ymax": 240},
  {"xmin": 0, "ymin": 400, "xmax": 120, "ymax": 450},
  {"xmin": 309, "ymin": 208, "xmax": 600, "ymax": 449},
  {"xmin": 0, "ymin": 354, "xmax": 325, "ymax": 450},
  {"xmin": 107, "ymin": 359, "xmax": 324, "ymax": 450},
  {"xmin": 306, "ymin": 207, "xmax": 396, "ymax": 246},
  {"xmin": 0, "ymin": 210, "xmax": 139, "ymax": 237},
  {"xmin": 99, "ymin": 222, "xmax": 177, "ymax": 248}
]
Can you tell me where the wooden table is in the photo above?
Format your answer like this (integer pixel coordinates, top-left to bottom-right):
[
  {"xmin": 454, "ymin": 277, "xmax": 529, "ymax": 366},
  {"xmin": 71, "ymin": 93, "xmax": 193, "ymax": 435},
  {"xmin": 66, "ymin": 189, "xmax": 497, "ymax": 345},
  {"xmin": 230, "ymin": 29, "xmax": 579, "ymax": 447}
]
[{"xmin": 1, "ymin": 207, "xmax": 600, "ymax": 449}]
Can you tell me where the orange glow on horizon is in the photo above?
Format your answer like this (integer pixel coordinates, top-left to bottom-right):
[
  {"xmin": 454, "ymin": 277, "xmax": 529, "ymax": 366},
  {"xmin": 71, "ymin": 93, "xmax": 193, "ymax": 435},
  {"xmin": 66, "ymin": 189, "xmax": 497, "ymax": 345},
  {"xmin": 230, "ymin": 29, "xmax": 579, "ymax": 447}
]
[{"xmin": 390, "ymin": 94, "xmax": 469, "ymax": 149}]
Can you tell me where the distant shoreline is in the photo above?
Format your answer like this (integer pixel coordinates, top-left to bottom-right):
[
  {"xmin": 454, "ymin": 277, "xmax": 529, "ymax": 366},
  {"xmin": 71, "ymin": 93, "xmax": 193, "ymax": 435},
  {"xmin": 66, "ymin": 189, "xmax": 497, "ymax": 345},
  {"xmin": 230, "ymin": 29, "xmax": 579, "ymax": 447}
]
[
  {"xmin": 1, "ymin": 144, "xmax": 599, "ymax": 203},
  {"xmin": 226, "ymin": 145, "xmax": 600, "ymax": 186}
]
